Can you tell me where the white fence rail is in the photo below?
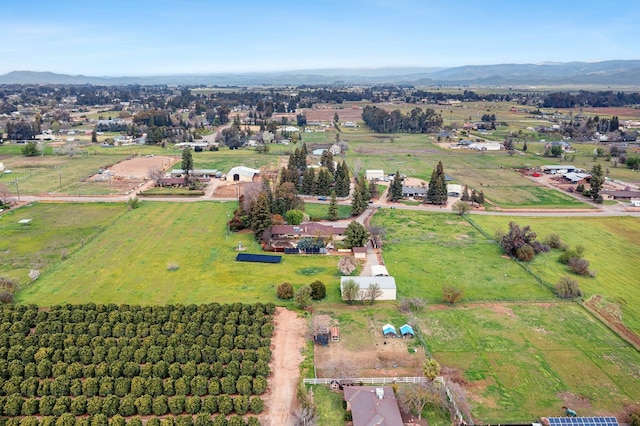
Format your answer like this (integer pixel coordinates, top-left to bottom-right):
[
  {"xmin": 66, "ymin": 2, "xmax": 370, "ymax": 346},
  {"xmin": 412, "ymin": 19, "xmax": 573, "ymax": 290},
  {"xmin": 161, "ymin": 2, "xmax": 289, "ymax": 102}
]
[{"xmin": 303, "ymin": 376, "xmax": 427, "ymax": 385}]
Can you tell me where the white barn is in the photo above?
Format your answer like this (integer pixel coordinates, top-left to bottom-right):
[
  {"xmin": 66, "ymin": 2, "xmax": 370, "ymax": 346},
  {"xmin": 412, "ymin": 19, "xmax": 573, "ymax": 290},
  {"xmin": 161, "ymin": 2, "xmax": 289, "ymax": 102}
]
[
  {"xmin": 226, "ymin": 166, "xmax": 260, "ymax": 182},
  {"xmin": 340, "ymin": 276, "xmax": 396, "ymax": 301},
  {"xmin": 366, "ymin": 170, "xmax": 385, "ymax": 181}
]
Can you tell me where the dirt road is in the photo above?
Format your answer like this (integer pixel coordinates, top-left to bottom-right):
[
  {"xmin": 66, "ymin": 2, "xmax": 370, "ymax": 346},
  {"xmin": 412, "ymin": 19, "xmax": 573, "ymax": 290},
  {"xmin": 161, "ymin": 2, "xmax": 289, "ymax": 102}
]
[{"xmin": 263, "ymin": 308, "xmax": 307, "ymax": 426}]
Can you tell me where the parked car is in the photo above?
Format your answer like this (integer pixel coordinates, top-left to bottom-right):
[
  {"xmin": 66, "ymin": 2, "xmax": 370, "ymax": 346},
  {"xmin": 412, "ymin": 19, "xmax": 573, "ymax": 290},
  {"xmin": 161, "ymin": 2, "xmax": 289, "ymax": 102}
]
[{"xmin": 317, "ymin": 196, "xmax": 327, "ymax": 201}]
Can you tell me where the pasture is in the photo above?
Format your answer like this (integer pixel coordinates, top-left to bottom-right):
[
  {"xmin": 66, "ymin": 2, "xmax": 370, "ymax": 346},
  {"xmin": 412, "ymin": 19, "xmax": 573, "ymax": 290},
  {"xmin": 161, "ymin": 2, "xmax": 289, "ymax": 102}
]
[
  {"xmin": 17, "ymin": 202, "xmax": 344, "ymax": 306},
  {"xmin": 418, "ymin": 302, "xmax": 640, "ymax": 423},
  {"xmin": 371, "ymin": 210, "xmax": 553, "ymax": 301},
  {"xmin": 471, "ymin": 215, "xmax": 640, "ymax": 336},
  {"xmin": 0, "ymin": 202, "xmax": 126, "ymax": 283}
]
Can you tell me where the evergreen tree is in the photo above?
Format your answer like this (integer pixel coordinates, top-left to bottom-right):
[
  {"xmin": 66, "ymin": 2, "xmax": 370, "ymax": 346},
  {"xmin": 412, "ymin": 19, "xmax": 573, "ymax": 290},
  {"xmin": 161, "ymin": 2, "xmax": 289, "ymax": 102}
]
[
  {"xmin": 328, "ymin": 192, "xmax": 339, "ymax": 221},
  {"xmin": 250, "ymin": 193, "xmax": 272, "ymax": 240},
  {"xmin": 351, "ymin": 185, "xmax": 366, "ymax": 216},
  {"xmin": 301, "ymin": 168, "xmax": 315, "ymax": 195},
  {"xmin": 426, "ymin": 161, "xmax": 448, "ymax": 205},
  {"xmin": 91, "ymin": 129, "xmax": 98, "ymax": 143},
  {"xmin": 261, "ymin": 178, "xmax": 275, "ymax": 214},
  {"xmin": 589, "ymin": 163, "xmax": 605, "ymax": 202},
  {"xmin": 388, "ymin": 171, "xmax": 403, "ymax": 202},
  {"xmin": 470, "ymin": 189, "xmax": 478, "ymax": 206},
  {"xmin": 359, "ymin": 176, "xmax": 371, "ymax": 202},
  {"xmin": 334, "ymin": 162, "xmax": 350, "ymax": 197},
  {"xmin": 181, "ymin": 147, "xmax": 193, "ymax": 186},
  {"xmin": 369, "ymin": 180, "xmax": 378, "ymax": 199},
  {"xmin": 461, "ymin": 185, "xmax": 470, "ymax": 202},
  {"xmin": 522, "ymin": 141, "xmax": 528, "ymax": 151},
  {"xmin": 287, "ymin": 153, "xmax": 296, "ymax": 170},
  {"xmin": 316, "ymin": 169, "xmax": 332, "ymax": 196},
  {"xmin": 477, "ymin": 191, "xmax": 485, "ymax": 205}
]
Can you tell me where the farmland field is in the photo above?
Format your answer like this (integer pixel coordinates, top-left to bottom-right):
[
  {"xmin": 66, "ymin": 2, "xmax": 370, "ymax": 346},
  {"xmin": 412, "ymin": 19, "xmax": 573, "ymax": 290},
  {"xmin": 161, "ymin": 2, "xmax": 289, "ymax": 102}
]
[
  {"xmin": 0, "ymin": 303, "xmax": 270, "ymax": 423},
  {"xmin": 471, "ymin": 215, "xmax": 640, "ymax": 335},
  {"xmin": 17, "ymin": 202, "xmax": 345, "ymax": 306},
  {"xmin": 418, "ymin": 303, "xmax": 640, "ymax": 423},
  {"xmin": 371, "ymin": 210, "xmax": 553, "ymax": 301},
  {"xmin": 0, "ymin": 202, "xmax": 126, "ymax": 283}
]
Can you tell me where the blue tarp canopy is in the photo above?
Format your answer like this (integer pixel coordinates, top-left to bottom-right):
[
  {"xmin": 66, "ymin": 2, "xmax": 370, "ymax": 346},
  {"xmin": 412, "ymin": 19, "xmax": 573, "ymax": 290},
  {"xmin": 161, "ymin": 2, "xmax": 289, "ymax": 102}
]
[
  {"xmin": 400, "ymin": 324, "xmax": 414, "ymax": 336},
  {"xmin": 236, "ymin": 253, "xmax": 282, "ymax": 263},
  {"xmin": 382, "ymin": 324, "xmax": 397, "ymax": 336}
]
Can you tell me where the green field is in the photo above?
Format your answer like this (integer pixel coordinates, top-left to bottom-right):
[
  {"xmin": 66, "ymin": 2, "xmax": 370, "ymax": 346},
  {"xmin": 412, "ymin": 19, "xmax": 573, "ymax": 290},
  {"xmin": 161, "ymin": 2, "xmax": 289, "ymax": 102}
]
[
  {"xmin": 471, "ymin": 215, "xmax": 640, "ymax": 335},
  {"xmin": 420, "ymin": 303, "xmax": 640, "ymax": 423},
  {"xmin": 17, "ymin": 202, "xmax": 345, "ymax": 305},
  {"xmin": 303, "ymin": 202, "xmax": 352, "ymax": 220},
  {"xmin": 0, "ymin": 202, "xmax": 126, "ymax": 283},
  {"xmin": 371, "ymin": 210, "xmax": 552, "ymax": 301}
]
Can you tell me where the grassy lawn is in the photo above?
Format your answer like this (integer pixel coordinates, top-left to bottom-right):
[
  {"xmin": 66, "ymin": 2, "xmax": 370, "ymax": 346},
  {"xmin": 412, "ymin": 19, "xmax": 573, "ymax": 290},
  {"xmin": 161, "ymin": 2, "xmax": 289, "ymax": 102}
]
[
  {"xmin": 371, "ymin": 210, "xmax": 553, "ymax": 302},
  {"xmin": 0, "ymin": 202, "xmax": 126, "ymax": 283},
  {"xmin": 471, "ymin": 215, "xmax": 640, "ymax": 335},
  {"xmin": 418, "ymin": 303, "xmax": 640, "ymax": 423},
  {"xmin": 310, "ymin": 385, "xmax": 345, "ymax": 426},
  {"xmin": 303, "ymin": 202, "xmax": 352, "ymax": 220},
  {"xmin": 17, "ymin": 201, "xmax": 345, "ymax": 305}
]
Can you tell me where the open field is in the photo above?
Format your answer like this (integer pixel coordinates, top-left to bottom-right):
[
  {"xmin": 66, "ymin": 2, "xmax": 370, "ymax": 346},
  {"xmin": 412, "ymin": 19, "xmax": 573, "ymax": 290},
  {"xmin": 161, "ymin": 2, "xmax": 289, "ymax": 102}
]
[
  {"xmin": 418, "ymin": 302, "xmax": 640, "ymax": 423},
  {"xmin": 371, "ymin": 210, "xmax": 553, "ymax": 301},
  {"xmin": 0, "ymin": 202, "xmax": 126, "ymax": 283},
  {"xmin": 303, "ymin": 202, "xmax": 352, "ymax": 221},
  {"xmin": 471, "ymin": 215, "xmax": 640, "ymax": 336},
  {"xmin": 17, "ymin": 202, "xmax": 346, "ymax": 306}
]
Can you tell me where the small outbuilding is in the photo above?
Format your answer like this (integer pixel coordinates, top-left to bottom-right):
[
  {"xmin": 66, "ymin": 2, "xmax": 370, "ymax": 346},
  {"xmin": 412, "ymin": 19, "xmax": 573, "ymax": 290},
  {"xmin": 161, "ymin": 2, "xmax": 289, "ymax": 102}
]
[
  {"xmin": 330, "ymin": 326, "xmax": 339, "ymax": 342},
  {"xmin": 400, "ymin": 324, "xmax": 415, "ymax": 338},
  {"xmin": 382, "ymin": 324, "xmax": 397, "ymax": 337},
  {"xmin": 365, "ymin": 170, "xmax": 385, "ymax": 181},
  {"xmin": 447, "ymin": 184, "xmax": 462, "ymax": 197},
  {"xmin": 226, "ymin": 166, "xmax": 260, "ymax": 182},
  {"xmin": 371, "ymin": 265, "xmax": 389, "ymax": 277},
  {"xmin": 352, "ymin": 247, "xmax": 367, "ymax": 259}
]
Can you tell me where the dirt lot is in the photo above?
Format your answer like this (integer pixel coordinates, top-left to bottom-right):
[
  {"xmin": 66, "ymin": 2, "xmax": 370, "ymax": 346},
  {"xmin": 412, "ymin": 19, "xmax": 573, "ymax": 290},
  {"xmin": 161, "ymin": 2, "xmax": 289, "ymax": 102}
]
[
  {"xmin": 314, "ymin": 312, "xmax": 426, "ymax": 378},
  {"xmin": 262, "ymin": 308, "xmax": 306, "ymax": 426},
  {"xmin": 106, "ymin": 155, "xmax": 177, "ymax": 179}
]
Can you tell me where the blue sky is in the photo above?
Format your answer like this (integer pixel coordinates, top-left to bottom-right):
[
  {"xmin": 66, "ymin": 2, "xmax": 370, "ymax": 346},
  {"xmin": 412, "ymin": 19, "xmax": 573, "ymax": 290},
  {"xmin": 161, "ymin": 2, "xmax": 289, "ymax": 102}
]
[{"xmin": 2, "ymin": 0, "xmax": 639, "ymax": 76}]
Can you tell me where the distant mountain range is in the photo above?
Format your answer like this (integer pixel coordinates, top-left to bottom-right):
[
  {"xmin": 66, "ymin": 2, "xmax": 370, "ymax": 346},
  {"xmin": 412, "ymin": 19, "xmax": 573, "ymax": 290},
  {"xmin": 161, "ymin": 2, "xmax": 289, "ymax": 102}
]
[{"xmin": 1, "ymin": 60, "xmax": 640, "ymax": 86}]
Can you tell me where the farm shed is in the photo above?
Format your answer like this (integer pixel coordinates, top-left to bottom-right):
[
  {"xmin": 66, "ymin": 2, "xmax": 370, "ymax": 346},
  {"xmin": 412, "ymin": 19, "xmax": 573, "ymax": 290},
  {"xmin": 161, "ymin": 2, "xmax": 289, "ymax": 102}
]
[
  {"xmin": 330, "ymin": 326, "xmax": 339, "ymax": 342},
  {"xmin": 314, "ymin": 333, "xmax": 329, "ymax": 346},
  {"xmin": 600, "ymin": 190, "xmax": 640, "ymax": 201},
  {"xmin": 365, "ymin": 170, "xmax": 385, "ymax": 181},
  {"xmin": 563, "ymin": 172, "xmax": 591, "ymax": 184},
  {"xmin": 371, "ymin": 265, "xmax": 389, "ymax": 277},
  {"xmin": 447, "ymin": 184, "xmax": 462, "ymax": 197},
  {"xmin": 343, "ymin": 386, "xmax": 403, "ymax": 426},
  {"xmin": 400, "ymin": 324, "xmax": 415, "ymax": 338},
  {"xmin": 543, "ymin": 165, "xmax": 578, "ymax": 174},
  {"xmin": 226, "ymin": 166, "xmax": 260, "ymax": 182},
  {"xmin": 382, "ymin": 324, "xmax": 397, "ymax": 337},
  {"xmin": 340, "ymin": 276, "xmax": 397, "ymax": 301},
  {"xmin": 402, "ymin": 185, "xmax": 427, "ymax": 197},
  {"xmin": 352, "ymin": 247, "xmax": 367, "ymax": 259}
]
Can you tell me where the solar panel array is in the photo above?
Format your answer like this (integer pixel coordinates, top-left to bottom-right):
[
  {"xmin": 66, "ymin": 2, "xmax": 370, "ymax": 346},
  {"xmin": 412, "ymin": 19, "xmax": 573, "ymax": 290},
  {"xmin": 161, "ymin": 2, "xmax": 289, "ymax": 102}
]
[
  {"xmin": 235, "ymin": 253, "xmax": 282, "ymax": 263},
  {"xmin": 546, "ymin": 417, "xmax": 619, "ymax": 426}
]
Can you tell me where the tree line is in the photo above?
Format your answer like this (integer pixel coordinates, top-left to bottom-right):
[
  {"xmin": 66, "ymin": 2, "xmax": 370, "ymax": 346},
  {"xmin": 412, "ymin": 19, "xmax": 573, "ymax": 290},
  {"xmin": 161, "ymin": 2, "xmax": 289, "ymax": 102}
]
[{"xmin": 362, "ymin": 106, "xmax": 443, "ymax": 133}]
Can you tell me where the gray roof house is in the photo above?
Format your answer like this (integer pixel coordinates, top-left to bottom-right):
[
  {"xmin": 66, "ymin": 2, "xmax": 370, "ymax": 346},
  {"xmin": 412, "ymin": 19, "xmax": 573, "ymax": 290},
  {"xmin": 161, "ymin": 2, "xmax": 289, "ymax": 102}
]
[{"xmin": 343, "ymin": 386, "xmax": 403, "ymax": 426}]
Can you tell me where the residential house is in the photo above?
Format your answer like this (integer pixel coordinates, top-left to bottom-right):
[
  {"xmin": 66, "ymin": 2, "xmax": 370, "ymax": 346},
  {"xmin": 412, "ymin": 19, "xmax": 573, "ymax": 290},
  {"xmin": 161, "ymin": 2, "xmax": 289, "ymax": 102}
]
[{"xmin": 343, "ymin": 387, "xmax": 403, "ymax": 426}]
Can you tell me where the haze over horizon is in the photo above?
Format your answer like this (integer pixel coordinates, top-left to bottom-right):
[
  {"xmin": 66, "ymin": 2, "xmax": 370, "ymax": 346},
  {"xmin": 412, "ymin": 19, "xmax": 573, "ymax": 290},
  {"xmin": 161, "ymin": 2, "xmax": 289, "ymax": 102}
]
[{"xmin": 3, "ymin": 0, "xmax": 640, "ymax": 77}]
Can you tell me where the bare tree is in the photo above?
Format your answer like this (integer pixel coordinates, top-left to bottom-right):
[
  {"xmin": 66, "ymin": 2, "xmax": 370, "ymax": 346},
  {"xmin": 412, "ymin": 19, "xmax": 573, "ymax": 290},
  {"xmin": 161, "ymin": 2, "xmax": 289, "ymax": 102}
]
[
  {"xmin": 311, "ymin": 313, "xmax": 333, "ymax": 336},
  {"xmin": 337, "ymin": 257, "xmax": 356, "ymax": 275},
  {"xmin": 366, "ymin": 283, "xmax": 383, "ymax": 305},
  {"xmin": 0, "ymin": 183, "xmax": 15, "ymax": 207},
  {"xmin": 397, "ymin": 382, "xmax": 448, "ymax": 421},
  {"xmin": 353, "ymin": 158, "xmax": 364, "ymax": 177},
  {"xmin": 292, "ymin": 405, "xmax": 318, "ymax": 426},
  {"xmin": 324, "ymin": 358, "xmax": 357, "ymax": 380},
  {"xmin": 240, "ymin": 181, "xmax": 263, "ymax": 212},
  {"xmin": 148, "ymin": 167, "xmax": 164, "ymax": 185}
]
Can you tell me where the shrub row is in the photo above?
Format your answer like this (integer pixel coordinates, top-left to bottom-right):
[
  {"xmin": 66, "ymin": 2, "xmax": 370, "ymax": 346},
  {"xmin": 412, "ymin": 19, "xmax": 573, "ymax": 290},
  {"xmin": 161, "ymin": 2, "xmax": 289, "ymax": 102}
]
[
  {"xmin": 0, "ymin": 394, "xmax": 264, "ymax": 417},
  {"xmin": 1, "ymin": 414, "xmax": 260, "ymax": 426},
  {"xmin": 0, "ymin": 303, "xmax": 276, "ymax": 329},
  {"xmin": 0, "ymin": 374, "xmax": 269, "ymax": 398}
]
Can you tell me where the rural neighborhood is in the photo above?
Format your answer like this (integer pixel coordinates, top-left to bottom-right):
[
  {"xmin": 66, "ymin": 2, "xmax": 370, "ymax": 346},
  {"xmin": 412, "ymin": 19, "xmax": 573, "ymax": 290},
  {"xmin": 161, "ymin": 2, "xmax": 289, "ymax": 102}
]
[{"xmin": 1, "ymin": 2, "xmax": 640, "ymax": 426}]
